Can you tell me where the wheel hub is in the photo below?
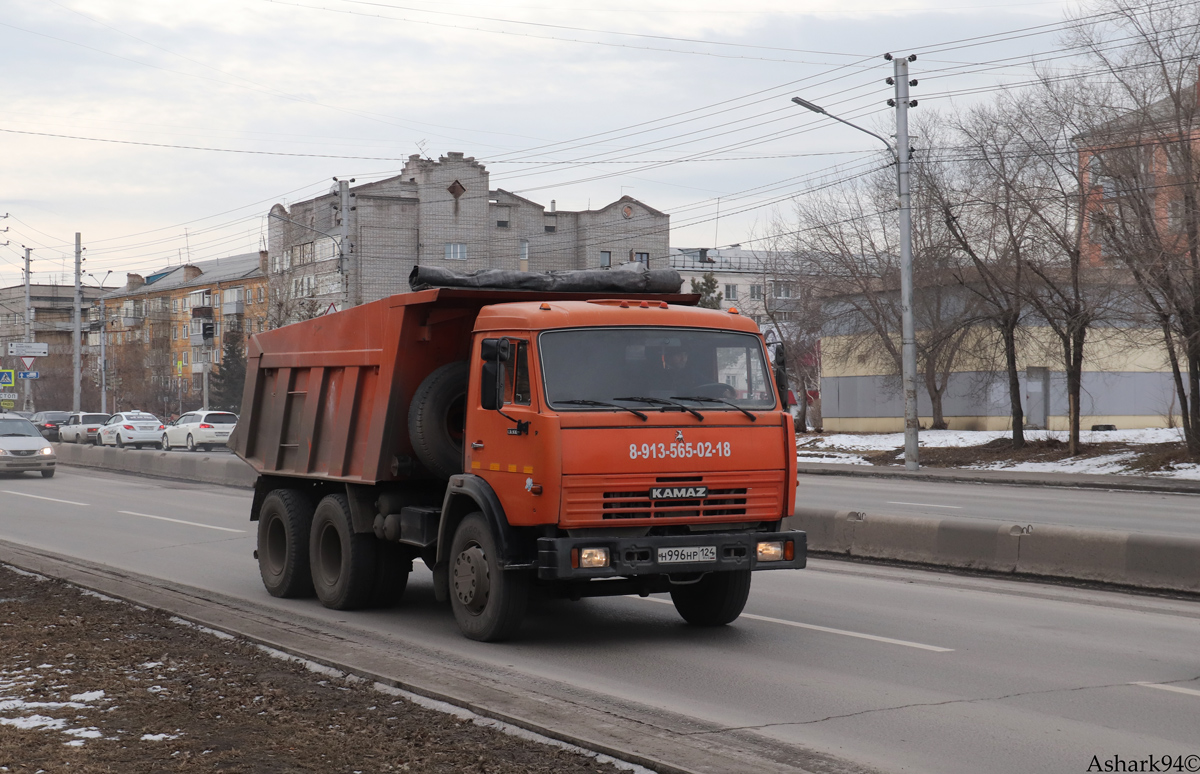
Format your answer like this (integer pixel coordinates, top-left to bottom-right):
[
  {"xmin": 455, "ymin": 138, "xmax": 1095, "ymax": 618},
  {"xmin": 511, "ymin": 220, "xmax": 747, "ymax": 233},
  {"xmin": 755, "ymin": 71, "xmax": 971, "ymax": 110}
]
[{"xmin": 453, "ymin": 544, "xmax": 490, "ymax": 614}]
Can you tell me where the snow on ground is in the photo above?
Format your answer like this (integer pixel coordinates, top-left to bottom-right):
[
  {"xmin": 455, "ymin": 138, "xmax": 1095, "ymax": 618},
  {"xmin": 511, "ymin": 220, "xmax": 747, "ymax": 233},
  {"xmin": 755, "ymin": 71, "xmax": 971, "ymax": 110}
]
[
  {"xmin": 798, "ymin": 427, "xmax": 1186, "ymax": 452},
  {"xmin": 796, "ymin": 427, "xmax": 1200, "ymax": 479}
]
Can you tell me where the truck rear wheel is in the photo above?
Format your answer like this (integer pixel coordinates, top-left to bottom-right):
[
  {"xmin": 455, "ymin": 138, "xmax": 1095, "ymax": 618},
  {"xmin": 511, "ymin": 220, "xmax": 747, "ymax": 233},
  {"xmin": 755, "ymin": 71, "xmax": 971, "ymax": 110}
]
[
  {"xmin": 408, "ymin": 361, "xmax": 468, "ymax": 480},
  {"xmin": 669, "ymin": 569, "xmax": 752, "ymax": 626},
  {"xmin": 257, "ymin": 489, "xmax": 316, "ymax": 598},
  {"xmin": 449, "ymin": 513, "xmax": 528, "ymax": 642},
  {"xmin": 310, "ymin": 494, "xmax": 377, "ymax": 610}
]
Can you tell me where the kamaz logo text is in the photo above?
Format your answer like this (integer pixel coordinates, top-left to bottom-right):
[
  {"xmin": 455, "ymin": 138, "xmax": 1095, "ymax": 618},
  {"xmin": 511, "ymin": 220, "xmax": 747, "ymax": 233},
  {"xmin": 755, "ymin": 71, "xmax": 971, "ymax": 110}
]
[{"xmin": 649, "ymin": 486, "xmax": 708, "ymax": 500}]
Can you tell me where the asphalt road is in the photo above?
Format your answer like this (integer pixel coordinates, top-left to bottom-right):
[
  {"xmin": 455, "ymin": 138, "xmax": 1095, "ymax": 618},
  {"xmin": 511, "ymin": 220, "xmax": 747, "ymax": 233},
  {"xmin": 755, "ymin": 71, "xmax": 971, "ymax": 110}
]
[
  {"xmin": 797, "ymin": 474, "xmax": 1200, "ymax": 536},
  {"xmin": 2, "ymin": 466, "xmax": 1199, "ymax": 774}
]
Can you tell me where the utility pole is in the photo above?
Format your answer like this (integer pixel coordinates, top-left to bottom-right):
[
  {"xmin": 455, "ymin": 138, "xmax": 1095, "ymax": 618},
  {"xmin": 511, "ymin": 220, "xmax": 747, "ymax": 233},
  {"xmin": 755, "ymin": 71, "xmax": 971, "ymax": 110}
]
[
  {"xmin": 23, "ymin": 247, "xmax": 32, "ymax": 413},
  {"xmin": 99, "ymin": 298, "xmax": 107, "ymax": 414},
  {"xmin": 890, "ymin": 54, "xmax": 920, "ymax": 471},
  {"xmin": 337, "ymin": 177, "xmax": 353, "ymax": 310},
  {"xmin": 202, "ymin": 357, "xmax": 209, "ymax": 409},
  {"xmin": 791, "ymin": 53, "xmax": 921, "ymax": 470},
  {"xmin": 73, "ymin": 233, "xmax": 82, "ymax": 412}
]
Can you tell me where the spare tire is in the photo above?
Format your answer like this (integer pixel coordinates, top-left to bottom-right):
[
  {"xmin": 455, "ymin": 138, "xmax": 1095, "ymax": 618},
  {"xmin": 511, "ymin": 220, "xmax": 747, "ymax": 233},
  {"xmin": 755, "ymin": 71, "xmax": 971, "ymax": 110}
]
[{"xmin": 408, "ymin": 361, "xmax": 469, "ymax": 479}]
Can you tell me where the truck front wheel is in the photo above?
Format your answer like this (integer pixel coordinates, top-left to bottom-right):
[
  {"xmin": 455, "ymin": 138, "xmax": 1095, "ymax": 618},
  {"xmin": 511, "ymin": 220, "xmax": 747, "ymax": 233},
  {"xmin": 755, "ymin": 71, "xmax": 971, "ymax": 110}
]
[
  {"xmin": 310, "ymin": 494, "xmax": 377, "ymax": 610},
  {"xmin": 449, "ymin": 513, "xmax": 528, "ymax": 642},
  {"xmin": 257, "ymin": 489, "xmax": 315, "ymax": 598},
  {"xmin": 669, "ymin": 569, "xmax": 752, "ymax": 626}
]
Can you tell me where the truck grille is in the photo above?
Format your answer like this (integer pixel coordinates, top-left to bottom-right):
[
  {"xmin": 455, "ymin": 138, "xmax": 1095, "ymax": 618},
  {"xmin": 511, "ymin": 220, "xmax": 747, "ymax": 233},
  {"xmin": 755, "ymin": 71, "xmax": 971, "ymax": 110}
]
[{"xmin": 561, "ymin": 471, "xmax": 784, "ymax": 528}]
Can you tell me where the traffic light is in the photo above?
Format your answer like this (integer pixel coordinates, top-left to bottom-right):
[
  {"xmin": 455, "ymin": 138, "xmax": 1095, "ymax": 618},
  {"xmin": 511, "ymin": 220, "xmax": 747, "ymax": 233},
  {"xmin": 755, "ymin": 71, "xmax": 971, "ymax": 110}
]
[{"xmin": 202, "ymin": 322, "xmax": 214, "ymax": 341}]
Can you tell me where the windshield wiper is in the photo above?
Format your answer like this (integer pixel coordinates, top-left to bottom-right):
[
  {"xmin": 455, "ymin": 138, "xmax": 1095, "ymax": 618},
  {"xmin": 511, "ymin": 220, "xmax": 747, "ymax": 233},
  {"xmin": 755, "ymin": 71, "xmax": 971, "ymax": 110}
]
[
  {"xmin": 670, "ymin": 396, "xmax": 757, "ymax": 421},
  {"xmin": 612, "ymin": 396, "xmax": 704, "ymax": 421},
  {"xmin": 558, "ymin": 399, "xmax": 648, "ymax": 421}
]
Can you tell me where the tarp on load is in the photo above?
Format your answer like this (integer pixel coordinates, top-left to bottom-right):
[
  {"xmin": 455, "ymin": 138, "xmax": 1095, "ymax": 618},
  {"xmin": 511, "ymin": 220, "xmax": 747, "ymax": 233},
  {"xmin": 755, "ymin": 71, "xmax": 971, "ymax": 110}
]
[{"xmin": 409, "ymin": 262, "xmax": 683, "ymax": 294}]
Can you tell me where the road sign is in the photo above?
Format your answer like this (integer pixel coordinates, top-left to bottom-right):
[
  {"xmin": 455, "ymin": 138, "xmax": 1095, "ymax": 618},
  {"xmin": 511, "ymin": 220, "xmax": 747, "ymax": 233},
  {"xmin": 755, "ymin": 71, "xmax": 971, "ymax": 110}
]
[
  {"xmin": 0, "ymin": 371, "xmax": 13, "ymax": 387},
  {"xmin": 18, "ymin": 371, "xmax": 38, "ymax": 380},
  {"xmin": 19, "ymin": 357, "xmax": 34, "ymax": 370},
  {"xmin": 7, "ymin": 342, "xmax": 48, "ymax": 357},
  {"xmin": 0, "ymin": 392, "xmax": 17, "ymax": 400},
  {"xmin": 0, "ymin": 400, "xmax": 13, "ymax": 410}
]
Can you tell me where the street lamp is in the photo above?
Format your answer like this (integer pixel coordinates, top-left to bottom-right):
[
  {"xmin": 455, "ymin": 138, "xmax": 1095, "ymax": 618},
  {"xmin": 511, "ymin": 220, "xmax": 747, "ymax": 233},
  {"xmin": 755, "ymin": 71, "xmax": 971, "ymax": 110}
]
[
  {"xmin": 791, "ymin": 74, "xmax": 920, "ymax": 471},
  {"xmin": 85, "ymin": 271, "xmax": 113, "ymax": 414}
]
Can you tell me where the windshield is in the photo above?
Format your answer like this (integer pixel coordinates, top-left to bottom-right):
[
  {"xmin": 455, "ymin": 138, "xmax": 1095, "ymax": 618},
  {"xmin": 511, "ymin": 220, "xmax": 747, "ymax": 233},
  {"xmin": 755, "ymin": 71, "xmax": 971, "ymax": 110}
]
[
  {"xmin": 539, "ymin": 327, "xmax": 777, "ymax": 410},
  {"xmin": 0, "ymin": 418, "xmax": 43, "ymax": 437},
  {"xmin": 204, "ymin": 413, "xmax": 237, "ymax": 424},
  {"xmin": 42, "ymin": 412, "xmax": 71, "ymax": 422},
  {"xmin": 83, "ymin": 414, "xmax": 110, "ymax": 423}
]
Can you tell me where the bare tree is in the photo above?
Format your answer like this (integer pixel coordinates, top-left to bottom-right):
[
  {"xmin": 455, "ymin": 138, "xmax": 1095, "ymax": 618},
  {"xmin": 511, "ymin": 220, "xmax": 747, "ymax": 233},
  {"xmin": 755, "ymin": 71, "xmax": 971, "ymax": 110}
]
[
  {"xmin": 794, "ymin": 154, "xmax": 977, "ymax": 430},
  {"xmin": 1069, "ymin": 0, "xmax": 1200, "ymax": 456},
  {"xmin": 267, "ymin": 272, "xmax": 325, "ymax": 329}
]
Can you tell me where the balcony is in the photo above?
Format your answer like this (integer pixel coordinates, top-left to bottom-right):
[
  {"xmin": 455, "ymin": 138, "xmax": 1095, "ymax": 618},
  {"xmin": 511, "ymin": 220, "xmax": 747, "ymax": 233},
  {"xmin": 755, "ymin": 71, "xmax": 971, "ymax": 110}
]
[
  {"xmin": 189, "ymin": 332, "xmax": 211, "ymax": 346},
  {"xmin": 121, "ymin": 316, "xmax": 143, "ymax": 328},
  {"xmin": 190, "ymin": 362, "xmax": 208, "ymax": 374},
  {"xmin": 222, "ymin": 300, "xmax": 244, "ymax": 315},
  {"xmin": 191, "ymin": 306, "xmax": 214, "ymax": 319}
]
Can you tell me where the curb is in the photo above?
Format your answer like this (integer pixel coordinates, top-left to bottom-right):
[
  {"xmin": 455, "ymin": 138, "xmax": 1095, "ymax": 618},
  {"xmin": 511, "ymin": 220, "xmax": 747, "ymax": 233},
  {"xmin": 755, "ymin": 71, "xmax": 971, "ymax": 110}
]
[
  {"xmin": 786, "ymin": 507, "xmax": 1200, "ymax": 594},
  {"xmin": 796, "ymin": 462, "xmax": 1200, "ymax": 495},
  {"xmin": 52, "ymin": 442, "xmax": 257, "ymax": 489}
]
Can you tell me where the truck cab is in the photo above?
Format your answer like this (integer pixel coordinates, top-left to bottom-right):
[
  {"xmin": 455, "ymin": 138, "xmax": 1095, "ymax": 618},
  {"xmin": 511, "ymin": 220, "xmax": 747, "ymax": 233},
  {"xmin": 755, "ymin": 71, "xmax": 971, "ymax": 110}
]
[{"xmin": 237, "ymin": 283, "xmax": 805, "ymax": 642}]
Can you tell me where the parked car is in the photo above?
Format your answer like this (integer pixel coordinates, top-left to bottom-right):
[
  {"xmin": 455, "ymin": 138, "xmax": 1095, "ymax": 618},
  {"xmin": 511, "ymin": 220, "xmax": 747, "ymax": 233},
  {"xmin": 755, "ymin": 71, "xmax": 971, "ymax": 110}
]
[
  {"xmin": 162, "ymin": 411, "xmax": 237, "ymax": 452},
  {"xmin": 0, "ymin": 415, "xmax": 56, "ymax": 477},
  {"xmin": 58, "ymin": 412, "xmax": 112, "ymax": 444},
  {"xmin": 96, "ymin": 412, "xmax": 165, "ymax": 450},
  {"xmin": 29, "ymin": 411, "xmax": 72, "ymax": 441}
]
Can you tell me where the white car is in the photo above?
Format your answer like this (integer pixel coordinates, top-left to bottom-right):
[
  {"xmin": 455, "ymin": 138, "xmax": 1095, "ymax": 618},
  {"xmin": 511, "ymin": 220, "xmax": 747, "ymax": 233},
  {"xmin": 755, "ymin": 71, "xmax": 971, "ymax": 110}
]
[
  {"xmin": 96, "ymin": 412, "xmax": 165, "ymax": 450},
  {"xmin": 58, "ymin": 412, "xmax": 112, "ymax": 444},
  {"xmin": 0, "ymin": 416, "xmax": 57, "ymax": 477},
  {"xmin": 162, "ymin": 410, "xmax": 237, "ymax": 452}
]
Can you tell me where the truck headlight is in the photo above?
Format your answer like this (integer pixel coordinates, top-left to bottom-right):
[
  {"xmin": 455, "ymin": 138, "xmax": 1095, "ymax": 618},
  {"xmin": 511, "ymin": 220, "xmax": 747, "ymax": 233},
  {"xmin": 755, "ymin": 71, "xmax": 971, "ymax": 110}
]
[
  {"xmin": 579, "ymin": 547, "xmax": 610, "ymax": 568},
  {"xmin": 756, "ymin": 541, "xmax": 784, "ymax": 561}
]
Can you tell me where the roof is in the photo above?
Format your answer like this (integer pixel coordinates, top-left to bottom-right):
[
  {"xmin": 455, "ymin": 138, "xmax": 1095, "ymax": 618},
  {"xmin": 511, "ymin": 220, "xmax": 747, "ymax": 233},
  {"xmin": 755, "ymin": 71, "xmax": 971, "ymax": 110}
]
[
  {"xmin": 102, "ymin": 252, "xmax": 264, "ymax": 300},
  {"xmin": 474, "ymin": 299, "xmax": 760, "ymax": 334}
]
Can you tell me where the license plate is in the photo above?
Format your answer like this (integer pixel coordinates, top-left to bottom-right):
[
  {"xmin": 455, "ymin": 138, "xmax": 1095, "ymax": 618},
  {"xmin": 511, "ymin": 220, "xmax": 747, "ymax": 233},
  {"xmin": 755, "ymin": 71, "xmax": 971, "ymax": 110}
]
[
  {"xmin": 138, "ymin": 425, "xmax": 156, "ymax": 431},
  {"xmin": 657, "ymin": 546, "xmax": 716, "ymax": 564},
  {"xmin": 215, "ymin": 432, "xmax": 229, "ymax": 436}
]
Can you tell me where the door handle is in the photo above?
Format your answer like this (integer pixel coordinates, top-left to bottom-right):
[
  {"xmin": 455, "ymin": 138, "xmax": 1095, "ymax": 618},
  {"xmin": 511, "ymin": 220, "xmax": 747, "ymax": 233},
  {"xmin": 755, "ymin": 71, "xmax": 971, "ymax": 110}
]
[{"xmin": 471, "ymin": 441, "xmax": 485, "ymax": 449}]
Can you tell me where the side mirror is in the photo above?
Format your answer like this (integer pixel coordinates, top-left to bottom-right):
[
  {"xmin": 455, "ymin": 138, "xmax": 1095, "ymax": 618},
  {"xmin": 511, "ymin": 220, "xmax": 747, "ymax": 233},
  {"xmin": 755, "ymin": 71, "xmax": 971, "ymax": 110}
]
[
  {"xmin": 773, "ymin": 345, "xmax": 791, "ymax": 407},
  {"xmin": 479, "ymin": 338, "xmax": 511, "ymax": 411}
]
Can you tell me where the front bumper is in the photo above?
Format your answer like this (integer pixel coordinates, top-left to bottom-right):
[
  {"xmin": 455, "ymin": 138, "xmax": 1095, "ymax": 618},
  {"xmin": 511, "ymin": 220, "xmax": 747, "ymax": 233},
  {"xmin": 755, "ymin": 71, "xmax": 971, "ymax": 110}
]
[
  {"xmin": 0, "ymin": 454, "xmax": 55, "ymax": 471},
  {"xmin": 537, "ymin": 530, "xmax": 806, "ymax": 581}
]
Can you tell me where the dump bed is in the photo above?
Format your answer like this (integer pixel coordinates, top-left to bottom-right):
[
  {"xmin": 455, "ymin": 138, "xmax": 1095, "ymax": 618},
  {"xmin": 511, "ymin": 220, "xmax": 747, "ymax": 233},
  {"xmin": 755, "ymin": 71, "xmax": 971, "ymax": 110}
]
[{"xmin": 231, "ymin": 287, "xmax": 698, "ymax": 484}]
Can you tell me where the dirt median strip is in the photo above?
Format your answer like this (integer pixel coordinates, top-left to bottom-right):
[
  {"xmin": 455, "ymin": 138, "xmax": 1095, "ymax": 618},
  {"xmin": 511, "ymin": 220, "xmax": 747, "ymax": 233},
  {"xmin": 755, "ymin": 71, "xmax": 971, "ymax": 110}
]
[
  {"xmin": 0, "ymin": 541, "xmax": 869, "ymax": 774},
  {"xmin": 0, "ymin": 562, "xmax": 646, "ymax": 774}
]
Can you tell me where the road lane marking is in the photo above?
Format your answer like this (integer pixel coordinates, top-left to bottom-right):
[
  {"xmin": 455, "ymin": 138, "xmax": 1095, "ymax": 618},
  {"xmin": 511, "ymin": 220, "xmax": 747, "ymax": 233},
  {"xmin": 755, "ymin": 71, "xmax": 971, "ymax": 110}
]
[
  {"xmin": 2, "ymin": 490, "xmax": 88, "ymax": 506},
  {"xmin": 886, "ymin": 501, "xmax": 962, "ymax": 509},
  {"xmin": 1132, "ymin": 682, "xmax": 1200, "ymax": 698},
  {"xmin": 639, "ymin": 597, "xmax": 953, "ymax": 652},
  {"xmin": 118, "ymin": 511, "xmax": 245, "ymax": 533}
]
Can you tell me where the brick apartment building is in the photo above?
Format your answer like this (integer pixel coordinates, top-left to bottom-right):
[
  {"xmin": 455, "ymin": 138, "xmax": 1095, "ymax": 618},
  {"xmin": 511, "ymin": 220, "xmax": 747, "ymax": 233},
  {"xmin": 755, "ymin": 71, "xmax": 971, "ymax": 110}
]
[
  {"xmin": 93, "ymin": 252, "xmax": 267, "ymax": 416},
  {"xmin": 267, "ymin": 152, "xmax": 670, "ymax": 318}
]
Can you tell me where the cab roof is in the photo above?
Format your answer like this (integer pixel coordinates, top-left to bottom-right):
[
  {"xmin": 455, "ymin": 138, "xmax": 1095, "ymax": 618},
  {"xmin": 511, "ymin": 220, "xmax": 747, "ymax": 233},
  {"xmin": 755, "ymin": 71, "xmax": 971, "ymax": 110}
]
[{"xmin": 473, "ymin": 299, "xmax": 761, "ymax": 334}]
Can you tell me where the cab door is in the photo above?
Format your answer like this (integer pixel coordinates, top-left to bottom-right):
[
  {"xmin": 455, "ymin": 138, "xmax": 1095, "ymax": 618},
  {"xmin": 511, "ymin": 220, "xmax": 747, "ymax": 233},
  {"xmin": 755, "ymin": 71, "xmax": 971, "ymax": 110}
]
[{"xmin": 466, "ymin": 336, "xmax": 557, "ymax": 527}]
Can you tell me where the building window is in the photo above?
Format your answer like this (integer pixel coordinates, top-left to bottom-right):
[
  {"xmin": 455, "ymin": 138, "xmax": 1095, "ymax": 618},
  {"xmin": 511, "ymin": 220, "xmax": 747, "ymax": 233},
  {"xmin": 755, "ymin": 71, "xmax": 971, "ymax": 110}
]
[
  {"xmin": 634, "ymin": 252, "xmax": 649, "ymax": 265},
  {"xmin": 257, "ymin": 287, "xmax": 264, "ymax": 303},
  {"xmin": 544, "ymin": 225, "xmax": 556, "ymax": 233},
  {"xmin": 445, "ymin": 243, "xmax": 467, "ymax": 260},
  {"xmin": 171, "ymin": 327, "xmax": 177, "ymax": 341},
  {"xmin": 1169, "ymin": 200, "xmax": 1186, "ymax": 232},
  {"xmin": 772, "ymin": 282, "xmax": 793, "ymax": 299},
  {"xmin": 600, "ymin": 251, "xmax": 611, "ymax": 268},
  {"xmin": 725, "ymin": 284, "xmax": 738, "ymax": 301},
  {"xmin": 750, "ymin": 285, "xmax": 763, "ymax": 300},
  {"xmin": 496, "ymin": 220, "xmax": 509, "ymax": 228},
  {"xmin": 172, "ymin": 298, "xmax": 178, "ymax": 312},
  {"xmin": 183, "ymin": 351, "xmax": 189, "ymax": 366}
]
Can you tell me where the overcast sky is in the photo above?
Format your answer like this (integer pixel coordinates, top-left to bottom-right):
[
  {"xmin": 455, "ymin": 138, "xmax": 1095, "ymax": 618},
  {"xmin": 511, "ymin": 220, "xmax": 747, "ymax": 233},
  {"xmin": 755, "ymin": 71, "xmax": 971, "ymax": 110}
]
[{"xmin": 0, "ymin": 0, "xmax": 1083, "ymax": 289}]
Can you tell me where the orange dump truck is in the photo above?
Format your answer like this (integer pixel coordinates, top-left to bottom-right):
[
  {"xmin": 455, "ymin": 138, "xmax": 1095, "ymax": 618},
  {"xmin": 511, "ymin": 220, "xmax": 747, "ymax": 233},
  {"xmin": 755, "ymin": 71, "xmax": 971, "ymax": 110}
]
[{"xmin": 232, "ymin": 275, "xmax": 805, "ymax": 641}]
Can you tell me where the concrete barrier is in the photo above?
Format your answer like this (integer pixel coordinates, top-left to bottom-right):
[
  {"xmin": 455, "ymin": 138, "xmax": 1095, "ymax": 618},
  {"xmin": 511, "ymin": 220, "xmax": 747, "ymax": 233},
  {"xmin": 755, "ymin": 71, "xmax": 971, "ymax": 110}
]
[
  {"xmin": 53, "ymin": 442, "xmax": 257, "ymax": 489},
  {"xmin": 789, "ymin": 506, "xmax": 1200, "ymax": 595}
]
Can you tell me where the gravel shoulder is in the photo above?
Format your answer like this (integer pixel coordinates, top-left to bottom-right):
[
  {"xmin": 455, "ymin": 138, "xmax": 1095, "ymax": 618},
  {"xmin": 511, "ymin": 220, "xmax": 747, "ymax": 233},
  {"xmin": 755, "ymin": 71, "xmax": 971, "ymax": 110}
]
[{"xmin": 0, "ymin": 563, "xmax": 631, "ymax": 774}]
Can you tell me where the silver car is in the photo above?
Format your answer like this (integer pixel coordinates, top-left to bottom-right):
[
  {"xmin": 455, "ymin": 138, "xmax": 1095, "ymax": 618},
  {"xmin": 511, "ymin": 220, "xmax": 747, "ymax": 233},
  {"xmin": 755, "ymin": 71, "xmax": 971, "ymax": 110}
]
[
  {"xmin": 58, "ymin": 412, "xmax": 112, "ymax": 444},
  {"xmin": 96, "ymin": 412, "xmax": 165, "ymax": 450},
  {"xmin": 0, "ymin": 416, "xmax": 57, "ymax": 477}
]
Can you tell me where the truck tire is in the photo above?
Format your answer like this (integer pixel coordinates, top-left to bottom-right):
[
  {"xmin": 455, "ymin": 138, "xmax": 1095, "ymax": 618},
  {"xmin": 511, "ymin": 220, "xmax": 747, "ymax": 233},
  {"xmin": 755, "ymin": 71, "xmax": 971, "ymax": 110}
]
[
  {"xmin": 369, "ymin": 542, "xmax": 410, "ymax": 608},
  {"xmin": 408, "ymin": 361, "xmax": 468, "ymax": 480},
  {"xmin": 669, "ymin": 569, "xmax": 752, "ymax": 627},
  {"xmin": 449, "ymin": 512, "xmax": 528, "ymax": 642},
  {"xmin": 257, "ymin": 489, "xmax": 316, "ymax": 599},
  {"xmin": 310, "ymin": 494, "xmax": 377, "ymax": 610}
]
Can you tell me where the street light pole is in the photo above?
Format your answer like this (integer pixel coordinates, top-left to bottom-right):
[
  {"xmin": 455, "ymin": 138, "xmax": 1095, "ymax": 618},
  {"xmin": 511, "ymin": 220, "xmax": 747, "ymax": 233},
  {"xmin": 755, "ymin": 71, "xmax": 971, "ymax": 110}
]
[
  {"xmin": 791, "ymin": 52, "xmax": 921, "ymax": 470},
  {"xmin": 86, "ymin": 271, "xmax": 112, "ymax": 414}
]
